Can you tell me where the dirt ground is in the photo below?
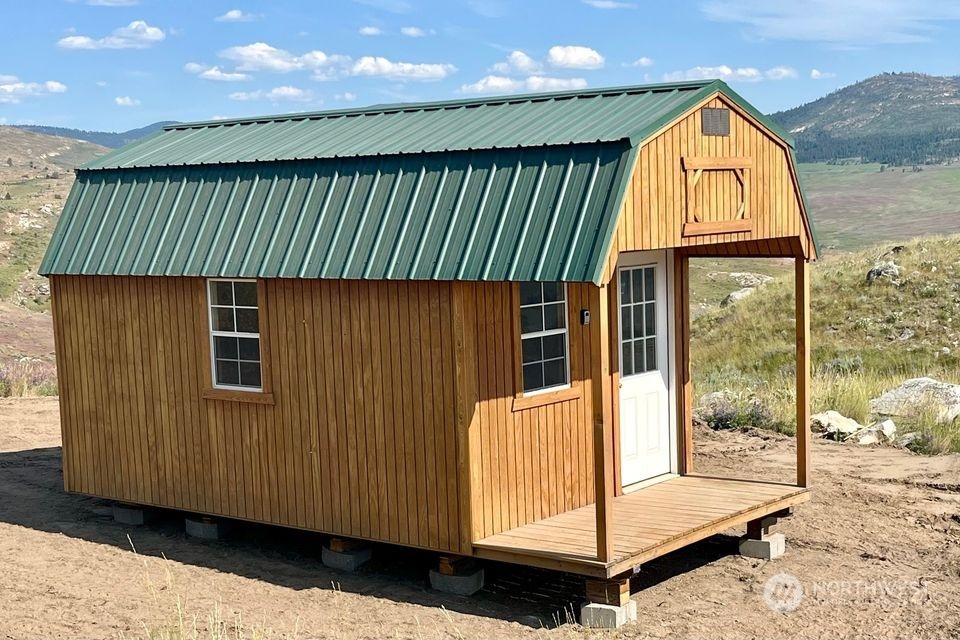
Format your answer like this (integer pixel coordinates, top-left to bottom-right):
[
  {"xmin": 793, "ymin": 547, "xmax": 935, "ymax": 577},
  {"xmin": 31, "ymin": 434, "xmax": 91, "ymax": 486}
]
[{"xmin": 0, "ymin": 397, "xmax": 958, "ymax": 640}]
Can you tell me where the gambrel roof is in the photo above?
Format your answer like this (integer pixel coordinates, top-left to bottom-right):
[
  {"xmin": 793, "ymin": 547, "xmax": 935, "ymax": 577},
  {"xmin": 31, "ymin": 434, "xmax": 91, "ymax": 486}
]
[{"xmin": 40, "ymin": 80, "xmax": 802, "ymax": 283}]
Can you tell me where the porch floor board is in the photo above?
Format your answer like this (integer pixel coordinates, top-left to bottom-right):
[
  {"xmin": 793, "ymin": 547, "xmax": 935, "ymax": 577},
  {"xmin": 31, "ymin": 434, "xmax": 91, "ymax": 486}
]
[{"xmin": 473, "ymin": 475, "xmax": 810, "ymax": 578}]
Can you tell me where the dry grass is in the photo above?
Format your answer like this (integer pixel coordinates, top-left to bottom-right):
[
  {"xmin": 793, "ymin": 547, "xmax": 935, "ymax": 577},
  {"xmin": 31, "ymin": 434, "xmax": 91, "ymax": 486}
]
[
  {"xmin": 691, "ymin": 235, "xmax": 960, "ymax": 453},
  {"xmin": 0, "ymin": 358, "xmax": 57, "ymax": 397}
]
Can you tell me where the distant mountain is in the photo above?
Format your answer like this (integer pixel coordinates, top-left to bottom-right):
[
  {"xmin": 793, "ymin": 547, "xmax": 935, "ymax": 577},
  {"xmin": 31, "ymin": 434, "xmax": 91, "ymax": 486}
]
[
  {"xmin": 14, "ymin": 121, "xmax": 176, "ymax": 149},
  {"xmin": 771, "ymin": 73, "xmax": 960, "ymax": 165}
]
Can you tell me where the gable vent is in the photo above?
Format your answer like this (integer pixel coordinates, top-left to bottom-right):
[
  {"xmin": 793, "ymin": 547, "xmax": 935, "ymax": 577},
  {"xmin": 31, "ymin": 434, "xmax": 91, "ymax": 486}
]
[{"xmin": 701, "ymin": 108, "xmax": 730, "ymax": 136}]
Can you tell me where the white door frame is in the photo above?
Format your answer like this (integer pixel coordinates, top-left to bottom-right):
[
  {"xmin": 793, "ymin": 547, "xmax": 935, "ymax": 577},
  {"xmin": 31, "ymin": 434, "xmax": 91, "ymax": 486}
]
[{"xmin": 616, "ymin": 249, "xmax": 678, "ymax": 491}]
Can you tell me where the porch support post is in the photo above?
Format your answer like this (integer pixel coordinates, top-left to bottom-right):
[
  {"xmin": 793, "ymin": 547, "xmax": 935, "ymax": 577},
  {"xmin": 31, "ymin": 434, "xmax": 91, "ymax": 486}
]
[
  {"xmin": 591, "ymin": 283, "xmax": 615, "ymax": 563},
  {"xmin": 795, "ymin": 257, "xmax": 811, "ymax": 488},
  {"xmin": 674, "ymin": 250, "xmax": 693, "ymax": 474}
]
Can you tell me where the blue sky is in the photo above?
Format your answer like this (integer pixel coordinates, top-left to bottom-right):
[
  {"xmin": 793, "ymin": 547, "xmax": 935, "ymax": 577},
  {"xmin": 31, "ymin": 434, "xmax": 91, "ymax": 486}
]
[{"xmin": 2, "ymin": 0, "xmax": 960, "ymax": 131}]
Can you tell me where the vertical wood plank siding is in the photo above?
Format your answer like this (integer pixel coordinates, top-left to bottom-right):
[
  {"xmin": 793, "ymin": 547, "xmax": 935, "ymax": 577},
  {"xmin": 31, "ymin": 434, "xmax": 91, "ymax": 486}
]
[
  {"xmin": 455, "ymin": 281, "xmax": 597, "ymax": 541},
  {"xmin": 52, "ymin": 275, "xmax": 465, "ymax": 553},
  {"xmin": 601, "ymin": 96, "xmax": 809, "ymax": 281}
]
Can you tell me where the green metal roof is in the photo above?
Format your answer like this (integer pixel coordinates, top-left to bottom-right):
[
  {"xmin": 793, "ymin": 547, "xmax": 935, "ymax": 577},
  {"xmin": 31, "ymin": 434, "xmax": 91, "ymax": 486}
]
[
  {"xmin": 83, "ymin": 80, "xmax": 790, "ymax": 170},
  {"xmin": 41, "ymin": 143, "xmax": 635, "ymax": 282},
  {"xmin": 42, "ymin": 80, "xmax": 803, "ymax": 283}
]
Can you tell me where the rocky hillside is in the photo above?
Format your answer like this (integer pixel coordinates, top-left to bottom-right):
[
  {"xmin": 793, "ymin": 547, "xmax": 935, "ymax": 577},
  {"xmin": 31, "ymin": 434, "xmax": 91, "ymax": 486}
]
[
  {"xmin": 0, "ymin": 127, "xmax": 109, "ymax": 310},
  {"xmin": 691, "ymin": 235, "xmax": 960, "ymax": 452},
  {"xmin": 771, "ymin": 73, "xmax": 960, "ymax": 165}
]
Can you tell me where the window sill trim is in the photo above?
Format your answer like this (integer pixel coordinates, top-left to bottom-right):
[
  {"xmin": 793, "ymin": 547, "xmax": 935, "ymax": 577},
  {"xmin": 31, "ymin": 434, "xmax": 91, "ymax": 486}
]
[
  {"xmin": 203, "ymin": 388, "xmax": 275, "ymax": 405},
  {"xmin": 512, "ymin": 385, "xmax": 581, "ymax": 412}
]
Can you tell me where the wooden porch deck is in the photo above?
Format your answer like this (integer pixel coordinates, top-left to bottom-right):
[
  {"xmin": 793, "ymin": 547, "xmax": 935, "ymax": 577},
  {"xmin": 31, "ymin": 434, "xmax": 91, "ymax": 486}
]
[{"xmin": 473, "ymin": 475, "xmax": 810, "ymax": 578}]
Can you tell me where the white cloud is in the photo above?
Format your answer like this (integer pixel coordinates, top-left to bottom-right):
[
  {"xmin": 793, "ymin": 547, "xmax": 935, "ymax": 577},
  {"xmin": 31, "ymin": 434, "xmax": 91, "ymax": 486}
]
[
  {"xmin": 218, "ymin": 42, "xmax": 346, "ymax": 77},
  {"xmin": 490, "ymin": 50, "xmax": 542, "ymax": 74},
  {"xmin": 58, "ymin": 20, "xmax": 165, "ymax": 50},
  {"xmin": 765, "ymin": 65, "xmax": 798, "ymax": 80},
  {"xmin": 400, "ymin": 26, "xmax": 433, "ymax": 37},
  {"xmin": 0, "ymin": 78, "xmax": 67, "ymax": 104},
  {"xmin": 95, "ymin": 80, "xmax": 108, "ymax": 87},
  {"xmin": 460, "ymin": 74, "xmax": 587, "ymax": 94},
  {"xmin": 351, "ymin": 56, "xmax": 456, "ymax": 80},
  {"xmin": 215, "ymin": 9, "xmax": 259, "ymax": 22},
  {"xmin": 185, "ymin": 62, "xmax": 251, "ymax": 81},
  {"xmin": 115, "ymin": 96, "xmax": 140, "ymax": 107},
  {"xmin": 630, "ymin": 56, "xmax": 654, "ymax": 67},
  {"xmin": 700, "ymin": 0, "xmax": 960, "ymax": 46},
  {"xmin": 335, "ymin": 92, "xmax": 358, "ymax": 101},
  {"xmin": 810, "ymin": 68, "xmax": 836, "ymax": 80},
  {"xmin": 460, "ymin": 75, "xmax": 520, "ymax": 93},
  {"xmin": 663, "ymin": 64, "xmax": 798, "ymax": 82},
  {"xmin": 547, "ymin": 45, "xmax": 604, "ymax": 69},
  {"xmin": 582, "ymin": 0, "xmax": 635, "ymax": 7},
  {"xmin": 359, "ymin": 26, "xmax": 382, "ymax": 35},
  {"xmin": 229, "ymin": 86, "xmax": 313, "ymax": 102},
  {"xmin": 467, "ymin": 0, "xmax": 508, "ymax": 17},
  {"xmin": 86, "ymin": 0, "xmax": 138, "ymax": 5}
]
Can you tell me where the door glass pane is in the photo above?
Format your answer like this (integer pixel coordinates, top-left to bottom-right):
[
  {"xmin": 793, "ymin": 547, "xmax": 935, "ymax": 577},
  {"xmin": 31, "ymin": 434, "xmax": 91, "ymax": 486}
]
[
  {"xmin": 644, "ymin": 267, "xmax": 656, "ymax": 302},
  {"xmin": 633, "ymin": 339, "xmax": 646, "ymax": 374},
  {"xmin": 645, "ymin": 337, "xmax": 657, "ymax": 372},
  {"xmin": 620, "ymin": 271, "xmax": 631, "ymax": 304},
  {"xmin": 633, "ymin": 305, "xmax": 644, "ymax": 339},
  {"xmin": 621, "ymin": 306, "xmax": 631, "ymax": 342},
  {"xmin": 632, "ymin": 269, "xmax": 643, "ymax": 305},
  {"xmin": 645, "ymin": 302, "xmax": 656, "ymax": 337},
  {"xmin": 622, "ymin": 342, "xmax": 633, "ymax": 377}
]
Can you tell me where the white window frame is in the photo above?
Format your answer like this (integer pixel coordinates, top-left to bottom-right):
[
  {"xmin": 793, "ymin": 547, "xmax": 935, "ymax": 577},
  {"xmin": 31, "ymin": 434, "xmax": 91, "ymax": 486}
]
[
  {"xmin": 207, "ymin": 278, "xmax": 263, "ymax": 393},
  {"xmin": 518, "ymin": 282, "xmax": 571, "ymax": 396}
]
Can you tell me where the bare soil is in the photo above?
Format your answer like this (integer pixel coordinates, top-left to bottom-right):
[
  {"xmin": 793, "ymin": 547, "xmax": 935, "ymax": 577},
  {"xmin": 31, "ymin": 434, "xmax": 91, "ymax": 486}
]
[{"xmin": 0, "ymin": 397, "xmax": 958, "ymax": 640}]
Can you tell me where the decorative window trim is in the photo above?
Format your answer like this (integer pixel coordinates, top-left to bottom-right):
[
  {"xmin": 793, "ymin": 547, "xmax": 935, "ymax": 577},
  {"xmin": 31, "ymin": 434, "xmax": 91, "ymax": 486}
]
[
  {"xmin": 511, "ymin": 282, "xmax": 581, "ymax": 412},
  {"xmin": 204, "ymin": 278, "xmax": 272, "ymax": 402}
]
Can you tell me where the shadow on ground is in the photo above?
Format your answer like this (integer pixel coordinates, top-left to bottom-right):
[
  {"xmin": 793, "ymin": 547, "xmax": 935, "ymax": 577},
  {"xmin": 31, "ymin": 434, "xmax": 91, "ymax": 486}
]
[{"xmin": 0, "ymin": 445, "xmax": 739, "ymax": 627}]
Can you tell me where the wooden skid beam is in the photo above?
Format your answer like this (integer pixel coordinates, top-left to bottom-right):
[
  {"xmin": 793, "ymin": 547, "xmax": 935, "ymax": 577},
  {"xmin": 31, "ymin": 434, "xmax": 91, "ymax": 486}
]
[{"xmin": 585, "ymin": 578, "xmax": 631, "ymax": 607}]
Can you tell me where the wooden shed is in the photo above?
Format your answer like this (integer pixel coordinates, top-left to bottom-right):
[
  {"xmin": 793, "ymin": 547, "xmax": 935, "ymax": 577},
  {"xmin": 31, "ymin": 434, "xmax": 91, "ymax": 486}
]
[{"xmin": 40, "ymin": 80, "xmax": 816, "ymax": 619}]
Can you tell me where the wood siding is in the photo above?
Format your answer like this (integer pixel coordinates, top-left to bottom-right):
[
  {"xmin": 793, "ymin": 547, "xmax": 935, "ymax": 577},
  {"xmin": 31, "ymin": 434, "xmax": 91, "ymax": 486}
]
[
  {"xmin": 51, "ymin": 275, "xmax": 465, "ymax": 553},
  {"xmin": 601, "ymin": 95, "xmax": 811, "ymax": 282},
  {"xmin": 454, "ymin": 281, "xmax": 597, "ymax": 542}
]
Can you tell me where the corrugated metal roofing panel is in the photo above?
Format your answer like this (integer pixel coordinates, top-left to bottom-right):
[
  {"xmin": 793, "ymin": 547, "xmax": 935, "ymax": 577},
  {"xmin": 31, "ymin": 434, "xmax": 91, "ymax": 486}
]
[
  {"xmin": 84, "ymin": 81, "xmax": 736, "ymax": 170},
  {"xmin": 41, "ymin": 142, "xmax": 635, "ymax": 283}
]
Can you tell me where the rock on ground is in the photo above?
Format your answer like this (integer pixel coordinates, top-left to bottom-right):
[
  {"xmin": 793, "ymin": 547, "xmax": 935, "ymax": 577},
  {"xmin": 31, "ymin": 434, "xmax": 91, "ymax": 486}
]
[
  {"xmin": 866, "ymin": 261, "xmax": 900, "ymax": 284},
  {"xmin": 869, "ymin": 377, "xmax": 960, "ymax": 424},
  {"xmin": 811, "ymin": 410, "xmax": 863, "ymax": 439},
  {"xmin": 721, "ymin": 287, "xmax": 754, "ymax": 307}
]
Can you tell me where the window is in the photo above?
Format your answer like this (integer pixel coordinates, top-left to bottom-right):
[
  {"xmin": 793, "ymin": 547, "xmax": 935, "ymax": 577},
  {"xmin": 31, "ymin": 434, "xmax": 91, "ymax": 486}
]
[
  {"xmin": 519, "ymin": 282, "xmax": 569, "ymax": 394},
  {"xmin": 208, "ymin": 279, "xmax": 262, "ymax": 391},
  {"xmin": 701, "ymin": 107, "xmax": 730, "ymax": 136},
  {"xmin": 619, "ymin": 265, "xmax": 658, "ymax": 377}
]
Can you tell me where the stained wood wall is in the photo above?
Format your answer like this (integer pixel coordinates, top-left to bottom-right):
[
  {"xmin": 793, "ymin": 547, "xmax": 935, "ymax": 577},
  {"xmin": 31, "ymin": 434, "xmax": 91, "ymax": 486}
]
[
  {"xmin": 601, "ymin": 95, "xmax": 812, "ymax": 282},
  {"xmin": 51, "ymin": 275, "xmax": 465, "ymax": 553},
  {"xmin": 454, "ymin": 281, "xmax": 597, "ymax": 541}
]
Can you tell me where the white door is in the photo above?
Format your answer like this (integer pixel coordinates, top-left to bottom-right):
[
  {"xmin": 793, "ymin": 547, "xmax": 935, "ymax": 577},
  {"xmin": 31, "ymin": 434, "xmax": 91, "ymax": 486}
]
[{"xmin": 618, "ymin": 252, "xmax": 672, "ymax": 488}]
